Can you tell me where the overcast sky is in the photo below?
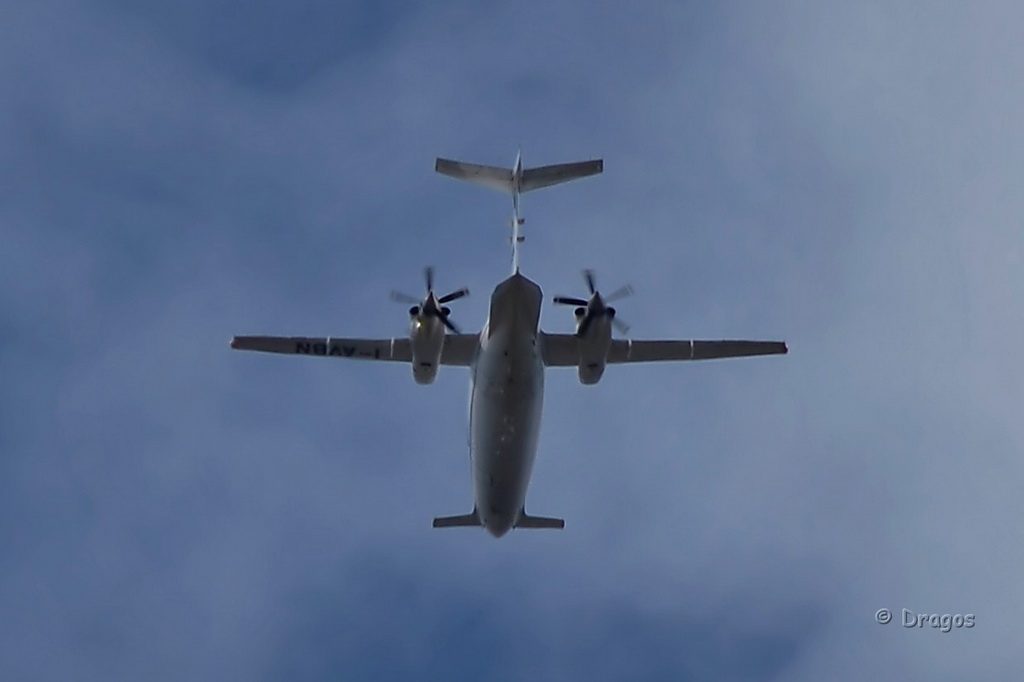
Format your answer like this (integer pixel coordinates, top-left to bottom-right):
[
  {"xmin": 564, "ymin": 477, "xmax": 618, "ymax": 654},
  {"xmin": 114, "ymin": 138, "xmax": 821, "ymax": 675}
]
[{"xmin": 3, "ymin": 1, "xmax": 1024, "ymax": 680}]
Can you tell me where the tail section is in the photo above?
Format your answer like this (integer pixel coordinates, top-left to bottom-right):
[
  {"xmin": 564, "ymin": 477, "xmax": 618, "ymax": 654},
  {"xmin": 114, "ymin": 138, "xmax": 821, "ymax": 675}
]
[
  {"xmin": 434, "ymin": 156, "xmax": 603, "ymax": 195},
  {"xmin": 431, "ymin": 507, "xmax": 565, "ymax": 530},
  {"xmin": 435, "ymin": 151, "xmax": 603, "ymax": 274}
]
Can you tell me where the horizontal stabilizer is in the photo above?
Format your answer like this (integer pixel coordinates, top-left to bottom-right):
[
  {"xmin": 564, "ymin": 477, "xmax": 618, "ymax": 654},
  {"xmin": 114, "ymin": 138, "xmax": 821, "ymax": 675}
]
[
  {"xmin": 435, "ymin": 156, "xmax": 603, "ymax": 194},
  {"xmin": 432, "ymin": 510, "xmax": 481, "ymax": 528},
  {"xmin": 435, "ymin": 159, "xmax": 513, "ymax": 192},
  {"xmin": 514, "ymin": 511, "xmax": 565, "ymax": 529},
  {"xmin": 521, "ymin": 160, "xmax": 603, "ymax": 192}
]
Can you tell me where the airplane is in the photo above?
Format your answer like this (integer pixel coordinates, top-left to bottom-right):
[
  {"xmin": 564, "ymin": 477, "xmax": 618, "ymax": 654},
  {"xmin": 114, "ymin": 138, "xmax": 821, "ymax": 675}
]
[{"xmin": 230, "ymin": 152, "xmax": 788, "ymax": 537}]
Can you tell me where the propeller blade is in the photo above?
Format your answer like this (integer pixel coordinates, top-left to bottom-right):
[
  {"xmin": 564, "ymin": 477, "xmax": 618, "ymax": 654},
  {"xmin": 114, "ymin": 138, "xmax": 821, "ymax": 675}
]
[
  {"xmin": 391, "ymin": 290, "xmax": 421, "ymax": 305},
  {"xmin": 583, "ymin": 269, "xmax": 597, "ymax": 295},
  {"xmin": 440, "ymin": 314, "xmax": 460, "ymax": 333},
  {"xmin": 611, "ymin": 316, "xmax": 631, "ymax": 335},
  {"xmin": 605, "ymin": 284, "xmax": 634, "ymax": 303},
  {"xmin": 554, "ymin": 296, "xmax": 589, "ymax": 306},
  {"xmin": 424, "ymin": 266, "xmax": 435, "ymax": 293},
  {"xmin": 438, "ymin": 287, "xmax": 470, "ymax": 304}
]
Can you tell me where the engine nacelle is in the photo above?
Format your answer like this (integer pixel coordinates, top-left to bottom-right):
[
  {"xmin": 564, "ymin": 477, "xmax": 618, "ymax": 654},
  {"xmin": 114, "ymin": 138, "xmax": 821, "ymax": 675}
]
[
  {"xmin": 410, "ymin": 317, "xmax": 445, "ymax": 384},
  {"xmin": 577, "ymin": 359, "xmax": 607, "ymax": 385},
  {"xmin": 576, "ymin": 317, "xmax": 612, "ymax": 385}
]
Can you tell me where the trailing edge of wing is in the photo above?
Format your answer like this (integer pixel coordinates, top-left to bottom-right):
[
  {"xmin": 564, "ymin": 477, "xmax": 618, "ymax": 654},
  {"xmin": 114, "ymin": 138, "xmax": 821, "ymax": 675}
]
[
  {"xmin": 435, "ymin": 158, "xmax": 512, "ymax": 192},
  {"xmin": 608, "ymin": 339, "xmax": 788, "ymax": 363},
  {"xmin": 520, "ymin": 160, "xmax": 603, "ymax": 192}
]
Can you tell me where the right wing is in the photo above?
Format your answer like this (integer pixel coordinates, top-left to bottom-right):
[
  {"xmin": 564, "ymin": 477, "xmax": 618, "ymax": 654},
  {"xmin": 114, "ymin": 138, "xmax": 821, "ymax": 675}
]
[
  {"xmin": 608, "ymin": 339, "xmax": 788, "ymax": 363},
  {"xmin": 229, "ymin": 334, "xmax": 480, "ymax": 366}
]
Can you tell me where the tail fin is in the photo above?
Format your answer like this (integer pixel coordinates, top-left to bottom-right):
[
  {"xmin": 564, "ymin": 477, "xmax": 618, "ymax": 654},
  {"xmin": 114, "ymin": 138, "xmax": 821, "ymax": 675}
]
[
  {"xmin": 514, "ymin": 509, "xmax": 565, "ymax": 529},
  {"xmin": 436, "ymin": 151, "xmax": 602, "ymax": 275},
  {"xmin": 432, "ymin": 509, "xmax": 481, "ymax": 528}
]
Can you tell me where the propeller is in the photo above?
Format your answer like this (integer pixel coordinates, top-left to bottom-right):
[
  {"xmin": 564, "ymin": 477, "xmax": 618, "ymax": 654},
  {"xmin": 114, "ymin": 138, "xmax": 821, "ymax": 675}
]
[
  {"xmin": 391, "ymin": 266, "xmax": 469, "ymax": 333},
  {"xmin": 553, "ymin": 269, "xmax": 633, "ymax": 337}
]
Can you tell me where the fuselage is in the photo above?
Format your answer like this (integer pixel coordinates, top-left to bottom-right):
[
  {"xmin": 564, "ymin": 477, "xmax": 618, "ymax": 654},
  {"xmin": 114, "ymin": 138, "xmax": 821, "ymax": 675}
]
[{"xmin": 468, "ymin": 272, "xmax": 544, "ymax": 537}]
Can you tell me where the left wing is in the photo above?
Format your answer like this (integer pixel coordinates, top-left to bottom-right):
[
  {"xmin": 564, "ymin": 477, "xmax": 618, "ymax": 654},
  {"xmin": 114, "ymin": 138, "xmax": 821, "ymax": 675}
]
[
  {"xmin": 539, "ymin": 333, "xmax": 787, "ymax": 366},
  {"xmin": 230, "ymin": 336, "xmax": 412, "ymax": 361},
  {"xmin": 229, "ymin": 334, "xmax": 480, "ymax": 366}
]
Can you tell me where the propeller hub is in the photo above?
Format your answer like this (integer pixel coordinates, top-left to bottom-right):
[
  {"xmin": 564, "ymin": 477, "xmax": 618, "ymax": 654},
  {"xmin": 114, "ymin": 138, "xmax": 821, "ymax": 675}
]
[
  {"xmin": 553, "ymin": 269, "xmax": 632, "ymax": 337},
  {"xmin": 392, "ymin": 266, "xmax": 469, "ymax": 334}
]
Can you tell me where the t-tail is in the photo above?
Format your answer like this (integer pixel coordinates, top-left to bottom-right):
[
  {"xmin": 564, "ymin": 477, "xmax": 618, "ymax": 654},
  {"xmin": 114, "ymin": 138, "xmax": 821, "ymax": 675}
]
[{"xmin": 435, "ymin": 151, "xmax": 603, "ymax": 273}]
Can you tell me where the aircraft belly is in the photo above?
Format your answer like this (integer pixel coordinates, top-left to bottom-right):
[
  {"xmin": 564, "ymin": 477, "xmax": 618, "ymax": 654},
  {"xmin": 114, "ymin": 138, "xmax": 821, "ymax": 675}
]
[
  {"xmin": 471, "ymin": 353, "xmax": 543, "ymax": 530},
  {"xmin": 469, "ymin": 274, "xmax": 545, "ymax": 535}
]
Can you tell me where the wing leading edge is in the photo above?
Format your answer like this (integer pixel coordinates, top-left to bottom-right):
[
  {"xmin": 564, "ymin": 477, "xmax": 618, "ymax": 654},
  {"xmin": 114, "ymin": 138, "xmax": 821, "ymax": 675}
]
[
  {"xmin": 230, "ymin": 334, "xmax": 479, "ymax": 366},
  {"xmin": 540, "ymin": 333, "xmax": 787, "ymax": 366}
]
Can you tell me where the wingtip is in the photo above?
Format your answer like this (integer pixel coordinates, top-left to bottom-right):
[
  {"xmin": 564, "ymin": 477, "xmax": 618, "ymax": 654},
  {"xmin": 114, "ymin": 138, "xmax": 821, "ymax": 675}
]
[
  {"xmin": 781, "ymin": 342, "xmax": 789, "ymax": 354},
  {"xmin": 229, "ymin": 337, "xmax": 239, "ymax": 349}
]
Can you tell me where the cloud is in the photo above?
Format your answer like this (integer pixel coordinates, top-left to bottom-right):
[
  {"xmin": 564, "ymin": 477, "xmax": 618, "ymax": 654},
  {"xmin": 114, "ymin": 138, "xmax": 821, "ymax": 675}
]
[{"xmin": 4, "ymin": 0, "xmax": 1024, "ymax": 679}]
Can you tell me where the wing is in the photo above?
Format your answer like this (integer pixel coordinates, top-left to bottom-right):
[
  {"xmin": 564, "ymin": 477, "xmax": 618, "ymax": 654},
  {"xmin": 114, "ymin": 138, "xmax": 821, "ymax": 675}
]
[
  {"xmin": 439, "ymin": 333, "xmax": 479, "ymax": 366},
  {"xmin": 608, "ymin": 339, "xmax": 788, "ymax": 363},
  {"xmin": 539, "ymin": 333, "xmax": 787, "ymax": 366},
  {"xmin": 539, "ymin": 332, "xmax": 579, "ymax": 366},
  {"xmin": 229, "ymin": 334, "xmax": 480, "ymax": 366},
  {"xmin": 230, "ymin": 336, "xmax": 412, "ymax": 361}
]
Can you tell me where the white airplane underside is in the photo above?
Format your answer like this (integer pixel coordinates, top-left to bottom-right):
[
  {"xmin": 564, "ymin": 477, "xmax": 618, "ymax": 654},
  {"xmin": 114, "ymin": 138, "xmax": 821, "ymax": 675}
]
[{"xmin": 230, "ymin": 152, "xmax": 788, "ymax": 537}]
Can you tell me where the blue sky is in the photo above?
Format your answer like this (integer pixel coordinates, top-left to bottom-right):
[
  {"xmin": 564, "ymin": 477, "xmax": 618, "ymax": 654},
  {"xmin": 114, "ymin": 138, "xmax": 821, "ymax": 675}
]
[{"xmin": 3, "ymin": 1, "xmax": 1024, "ymax": 680}]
